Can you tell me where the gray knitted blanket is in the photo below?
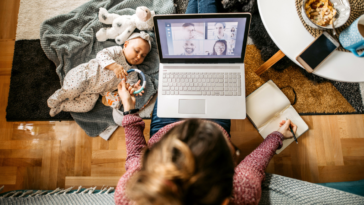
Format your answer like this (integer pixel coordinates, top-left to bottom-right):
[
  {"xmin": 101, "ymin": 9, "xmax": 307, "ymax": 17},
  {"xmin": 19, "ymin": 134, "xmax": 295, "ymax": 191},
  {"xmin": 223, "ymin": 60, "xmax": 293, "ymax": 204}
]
[
  {"xmin": 40, "ymin": 0, "xmax": 175, "ymax": 136},
  {"xmin": 259, "ymin": 173, "xmax": 364, "ymax": 204},
  {"xmin": 1, "ymin": 174, "xmax": 363, "ymax": 204}
]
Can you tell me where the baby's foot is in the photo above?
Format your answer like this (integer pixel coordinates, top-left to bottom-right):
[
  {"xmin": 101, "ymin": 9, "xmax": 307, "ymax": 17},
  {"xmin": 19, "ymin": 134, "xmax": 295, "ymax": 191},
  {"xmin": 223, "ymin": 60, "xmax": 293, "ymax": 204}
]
[{"xmin": 49, "ymin": 106, "xmax": 62, "ymax": 117}]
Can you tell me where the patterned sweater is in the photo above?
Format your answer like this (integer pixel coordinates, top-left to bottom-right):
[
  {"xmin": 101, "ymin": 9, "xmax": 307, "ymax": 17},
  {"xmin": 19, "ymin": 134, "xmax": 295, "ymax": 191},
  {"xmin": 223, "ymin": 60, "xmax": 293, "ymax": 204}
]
[{"xmin": 114, "ymin": 114, "xmax": 284, "ymax": 205}]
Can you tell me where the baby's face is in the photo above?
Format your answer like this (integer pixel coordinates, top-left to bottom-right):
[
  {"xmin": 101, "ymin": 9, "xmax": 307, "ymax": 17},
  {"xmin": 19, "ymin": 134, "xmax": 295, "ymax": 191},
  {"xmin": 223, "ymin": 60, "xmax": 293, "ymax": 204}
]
[{"xmin": 123, "ymin": 38, "xmax": 150, "ymax": 65}]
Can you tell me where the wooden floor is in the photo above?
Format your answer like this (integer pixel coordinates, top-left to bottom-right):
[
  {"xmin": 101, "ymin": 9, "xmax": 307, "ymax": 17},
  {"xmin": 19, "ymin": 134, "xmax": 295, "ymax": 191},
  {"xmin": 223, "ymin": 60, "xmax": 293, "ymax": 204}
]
[{"xmin": 1, "ymin": 0, "xmax": 364, "ymax": 193}]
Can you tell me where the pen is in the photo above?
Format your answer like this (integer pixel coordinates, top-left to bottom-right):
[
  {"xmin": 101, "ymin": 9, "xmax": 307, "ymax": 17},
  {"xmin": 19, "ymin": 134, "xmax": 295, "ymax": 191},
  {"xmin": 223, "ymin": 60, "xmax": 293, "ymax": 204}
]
[{"xmin": 286, "ymin": 118, "xmax": 298, "ymax": 144}]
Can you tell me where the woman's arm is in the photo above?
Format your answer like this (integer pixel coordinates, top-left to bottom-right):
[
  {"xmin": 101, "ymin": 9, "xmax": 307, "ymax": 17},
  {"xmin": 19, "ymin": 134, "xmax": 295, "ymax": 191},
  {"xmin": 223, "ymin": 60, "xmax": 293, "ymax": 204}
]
[
  {"xmin": 115, "ymin": 114, "xmax": 146, "ymax": 205},
  {"xmin": 122, "ymin": 114, "xmax": 147, "ymax": 169},
  {"xmin": 231, "ymin": 131, "xmax": 284, "ymax": 205},
  {"xmin": 231, "ymin": 120, "xmax": 297, "ymax": 204},
  {"xmin": 114, "ymin": 80, "xmax": 145, "ymax": 205}
]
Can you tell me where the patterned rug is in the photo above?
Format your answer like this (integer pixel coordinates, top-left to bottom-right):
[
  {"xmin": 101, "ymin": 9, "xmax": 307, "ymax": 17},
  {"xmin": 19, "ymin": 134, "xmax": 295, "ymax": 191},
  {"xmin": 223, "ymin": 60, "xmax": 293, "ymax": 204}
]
[
  {"xmin": 6, "ymin": 0, "xmax": 364, "ymax": 122},
  {"xmin": 1, "ymin": 174, "xmax": 363, "ymax": 204}
]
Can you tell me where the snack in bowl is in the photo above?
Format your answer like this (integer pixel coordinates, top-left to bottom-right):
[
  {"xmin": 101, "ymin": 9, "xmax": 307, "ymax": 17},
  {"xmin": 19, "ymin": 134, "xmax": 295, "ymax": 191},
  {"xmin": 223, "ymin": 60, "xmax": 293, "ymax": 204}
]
[{"xmin": 305, "ymin": 0, "xmax": 337, "ymax": 27}]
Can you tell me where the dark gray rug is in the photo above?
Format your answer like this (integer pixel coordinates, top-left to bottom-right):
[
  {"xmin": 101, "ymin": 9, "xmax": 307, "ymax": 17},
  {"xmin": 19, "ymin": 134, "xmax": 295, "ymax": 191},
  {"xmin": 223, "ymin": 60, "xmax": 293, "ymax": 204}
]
[{"xmin": 6, "ymin": 40, "xmax": 73, "ymax": 121}]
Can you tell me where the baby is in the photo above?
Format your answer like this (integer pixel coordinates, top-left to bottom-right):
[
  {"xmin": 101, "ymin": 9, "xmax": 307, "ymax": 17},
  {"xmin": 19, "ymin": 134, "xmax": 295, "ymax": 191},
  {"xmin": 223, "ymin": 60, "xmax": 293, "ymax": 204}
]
[{"xmin": 47, "ymin": 32, "xmax": 151, "ymax": 117}]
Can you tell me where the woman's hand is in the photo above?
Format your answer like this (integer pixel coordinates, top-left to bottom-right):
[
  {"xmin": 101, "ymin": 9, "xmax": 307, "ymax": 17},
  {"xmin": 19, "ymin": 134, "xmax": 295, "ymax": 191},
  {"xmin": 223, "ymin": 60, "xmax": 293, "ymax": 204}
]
[
  {"xmin": 277, "ymin": 119, "xmax": 297, "ymax": 140},
  {"xmin": 118, "ymin": 79, "xmax": 136, "ymax": 112},
  {"xmin": 129, "ymin": 80, "xmax": 145, "ymax": 97}
]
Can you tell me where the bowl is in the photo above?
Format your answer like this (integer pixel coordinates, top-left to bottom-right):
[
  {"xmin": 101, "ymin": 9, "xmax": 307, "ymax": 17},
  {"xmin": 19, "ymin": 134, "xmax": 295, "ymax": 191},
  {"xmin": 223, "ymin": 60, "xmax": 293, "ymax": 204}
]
[{"xmin": 301, "ymin": 0, "xmax": 351, "ymax": 30}]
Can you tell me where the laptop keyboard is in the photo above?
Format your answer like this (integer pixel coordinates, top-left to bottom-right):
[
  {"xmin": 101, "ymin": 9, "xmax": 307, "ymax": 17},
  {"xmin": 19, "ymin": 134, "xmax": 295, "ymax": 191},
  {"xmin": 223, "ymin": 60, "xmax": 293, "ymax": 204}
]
[{"xmin": 162, "ymin": 72, "xmax": 241, "ymax": 96}]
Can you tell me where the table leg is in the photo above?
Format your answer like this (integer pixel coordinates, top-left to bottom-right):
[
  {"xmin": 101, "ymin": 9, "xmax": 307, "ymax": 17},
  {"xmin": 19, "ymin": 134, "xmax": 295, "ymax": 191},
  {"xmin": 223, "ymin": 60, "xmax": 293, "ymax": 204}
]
[{"xmin": 255, "ymin": 50, "xmax": 285, "ymax": 76}]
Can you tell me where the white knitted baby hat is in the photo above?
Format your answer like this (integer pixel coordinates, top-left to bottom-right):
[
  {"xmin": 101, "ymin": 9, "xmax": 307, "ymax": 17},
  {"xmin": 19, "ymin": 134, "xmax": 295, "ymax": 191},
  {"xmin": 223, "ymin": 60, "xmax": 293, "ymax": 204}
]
[{"xmin": 127, "ymin": 31, "xmax": 152, "ymax": 51}]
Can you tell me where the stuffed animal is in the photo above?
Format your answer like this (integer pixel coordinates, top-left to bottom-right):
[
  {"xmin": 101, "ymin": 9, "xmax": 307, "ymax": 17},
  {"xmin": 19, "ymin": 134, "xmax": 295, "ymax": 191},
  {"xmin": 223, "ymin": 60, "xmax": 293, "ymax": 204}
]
[{"xmin": 96, "ymin": 6, "xmax": 155, "ymax": 45}]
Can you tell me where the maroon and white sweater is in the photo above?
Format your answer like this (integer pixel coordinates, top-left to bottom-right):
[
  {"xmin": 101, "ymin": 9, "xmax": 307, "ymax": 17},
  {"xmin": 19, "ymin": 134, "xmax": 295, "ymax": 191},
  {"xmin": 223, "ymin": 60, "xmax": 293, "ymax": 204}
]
[{"xmin": 114, "ymin": 114, "xmax": 284, "ymax": 205}]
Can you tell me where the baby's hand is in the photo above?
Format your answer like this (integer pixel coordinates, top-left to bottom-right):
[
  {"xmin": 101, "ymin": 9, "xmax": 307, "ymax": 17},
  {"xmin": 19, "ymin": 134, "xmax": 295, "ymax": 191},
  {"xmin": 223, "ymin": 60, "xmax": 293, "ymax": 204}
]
[
  {"xmin": 113, "ymin": 64, "xmax": 128, "ymax": 79},
  {"xmin": 128, "ymin": 80, "xmax": 144, "ymax": 97}
]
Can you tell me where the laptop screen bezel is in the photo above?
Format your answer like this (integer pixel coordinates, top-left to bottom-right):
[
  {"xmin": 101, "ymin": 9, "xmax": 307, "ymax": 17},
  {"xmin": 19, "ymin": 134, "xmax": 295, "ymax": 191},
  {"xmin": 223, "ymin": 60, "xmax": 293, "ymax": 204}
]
[{"xmin": 153, "ymin": 13, "xmax": 251, "ymax": 64}]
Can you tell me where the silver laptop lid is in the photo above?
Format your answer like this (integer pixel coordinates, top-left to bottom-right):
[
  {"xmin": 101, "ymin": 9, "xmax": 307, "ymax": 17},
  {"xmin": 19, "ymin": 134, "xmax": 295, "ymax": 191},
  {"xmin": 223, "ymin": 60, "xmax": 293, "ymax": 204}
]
[{"xmin": 153, "ymin": 13, "xmax": 251, "ymax": 64}]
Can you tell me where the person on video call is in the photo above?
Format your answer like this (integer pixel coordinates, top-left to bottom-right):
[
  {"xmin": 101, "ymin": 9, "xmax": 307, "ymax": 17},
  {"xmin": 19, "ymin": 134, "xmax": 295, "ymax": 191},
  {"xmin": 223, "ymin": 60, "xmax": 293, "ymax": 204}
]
[
  {"xmin": 180, "ymin": 40, "xmax": 197, "ymax": 55},
  {"xmin": 230, "ymin": 26, "xmax": 236, "ymax": 39},
  {"xmin": 181, "ymin": 23, "xmax": 204, "ymax": 39},
  {"xmin": 212, "ymin": 40, "xmax": 227, "ymax": 55},
  {"xmin": 227, "ymin": 39, "xmax": 235, "ymax": 55},
  {"xmin": 214, "ymin": 22, "xmax": 228, "ymax": 40}
]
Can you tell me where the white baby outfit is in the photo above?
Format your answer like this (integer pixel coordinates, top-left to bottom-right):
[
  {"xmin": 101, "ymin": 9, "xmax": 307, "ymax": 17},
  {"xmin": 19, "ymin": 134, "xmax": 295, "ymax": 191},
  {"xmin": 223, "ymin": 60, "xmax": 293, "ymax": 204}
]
[{"xmin": 47, "ymin": 46, "xmax": 138, "ymax": 117}]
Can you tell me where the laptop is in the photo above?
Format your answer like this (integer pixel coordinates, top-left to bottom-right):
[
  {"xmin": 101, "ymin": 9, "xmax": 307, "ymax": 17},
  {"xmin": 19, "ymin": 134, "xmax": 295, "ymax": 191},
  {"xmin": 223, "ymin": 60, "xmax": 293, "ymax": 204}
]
[{"xmin": 153, "ymin": 13, "xmax": 251, "ymax": 119}]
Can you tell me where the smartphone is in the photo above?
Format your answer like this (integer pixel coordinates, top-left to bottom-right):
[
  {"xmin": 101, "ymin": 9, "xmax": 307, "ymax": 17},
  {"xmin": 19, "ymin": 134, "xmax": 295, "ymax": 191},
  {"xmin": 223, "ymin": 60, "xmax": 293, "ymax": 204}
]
[{"xmin": 296, "ymin": 32, "xmax": 340, "ymax": 73}]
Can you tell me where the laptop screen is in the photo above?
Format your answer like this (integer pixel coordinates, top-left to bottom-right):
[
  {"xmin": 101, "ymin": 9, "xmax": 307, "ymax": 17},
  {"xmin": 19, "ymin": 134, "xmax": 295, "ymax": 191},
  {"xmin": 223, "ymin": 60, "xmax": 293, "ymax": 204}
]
[{"xmin": 154, "ymin": 14, "xmax": 251, "ymax": 63}]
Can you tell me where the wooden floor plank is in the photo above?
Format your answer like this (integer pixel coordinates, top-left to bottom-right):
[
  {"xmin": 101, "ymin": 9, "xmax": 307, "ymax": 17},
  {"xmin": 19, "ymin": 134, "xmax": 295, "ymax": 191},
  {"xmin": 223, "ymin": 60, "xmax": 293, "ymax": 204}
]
[
  {"xmin": 56, "ymin": 122, "xmax": 76, "ymax": 188},
  {"xmin": 16, "ymin": 166, "xmax": 41, "ymax": 190},
  {"xmin": 0, "ymin": 40, "xmax": 15, "ymax": 76},
  {"xmin": 65, "ymin": 176, "xmax": 120, "ymax": 189},
  {"xmin": 0, "ymin": 76, "xmax": 12, "ymax": 141},
  {"xmin": 74, "ymin": 126, "xmax": 87, "ymax": 176},
  {"xmin": 1, "ymin": 158, "xmax": 42, "ymax": 167},
  {"xmin": 48, "ymin": 140, "xmax": 61, "ymax": 189},
  {"xmin": 273, "ymin": 156, "xmax": 294, "ymax": 179},
  {"xmin": 0, "ymin": 140, "xmax": 45, "ymax": 150},
  {"xmin": 92, "ymin": 150, "xmax": 127, "ymax": 159},
  {"xmin": 99, "ymin": 133, "xmax": 109, "ymax": 150},
  {"xmin": 39, "ymin": 141, "xmax": 51, "ymax": 189},
  {"xmin": 0, "ymin": 149, "xmax": 43, "ymax": 159},
  {"xmin": 318, "ymin": 165, "xmax": 364, "ymax": 183},
  {"xmin": 11, "ymin": 122, "xmax": 56, "ymax": 141},
  {"xmin": 0, "ymin": 0, "xmax": 20, "ymax": 39},
  {"xmin": 343, "ymin": 156, "xmax": 364, "ymax": 166},
  {"xmin": 300, "ymin": 116, "xmax": 319, "ymax": 182},
  {"xmin": 337, "ymin": 115, "xmax": 364, "ymax": 139},
  {"xmin": 289, "ymin": 117, "xmax": 319, "ymax": 182},
  {"xmin": 341, "ymin": 138, "xmax": 364, "ymax": 156},
  {"xmin": 0, "ymin": 166, "xmax": 17, "ymax": 185},
  {"xmin": 91, "ymin": 159, "xmax": 126, "ymax": 177},
  {"xmin": 82, "ymin": 133, "xmax": 92, "ymax": 176},
  {"xmin": 312, "ymin": 116, "xmax": 327, "ymax": 167}
]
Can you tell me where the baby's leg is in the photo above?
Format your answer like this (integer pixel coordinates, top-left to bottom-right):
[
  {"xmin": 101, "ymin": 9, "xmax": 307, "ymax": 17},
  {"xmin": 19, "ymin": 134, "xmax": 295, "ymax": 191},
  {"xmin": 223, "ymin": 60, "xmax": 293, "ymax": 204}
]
[
  {"xmin": 48, "ymin": 67, "xmax": 89, "ymax": 116},
  {"xmin": 49, "ymin": 93, "xmax": 99, "ymax": 117}
]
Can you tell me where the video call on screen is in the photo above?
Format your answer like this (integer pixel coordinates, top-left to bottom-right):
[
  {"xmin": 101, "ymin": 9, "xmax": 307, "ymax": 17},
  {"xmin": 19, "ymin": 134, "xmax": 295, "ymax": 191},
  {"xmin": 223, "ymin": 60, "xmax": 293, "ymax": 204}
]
[{"xmin": 157, "ymin": 18, "xmax": 247, "ymax": 59}]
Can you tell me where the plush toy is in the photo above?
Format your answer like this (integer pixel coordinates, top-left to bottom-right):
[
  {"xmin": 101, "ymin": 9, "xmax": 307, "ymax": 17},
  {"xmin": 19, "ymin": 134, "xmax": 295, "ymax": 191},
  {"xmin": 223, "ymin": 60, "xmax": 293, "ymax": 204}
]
[{"xmin": 96, "ymin": 6, "xmax": 155, "ymax": 45}]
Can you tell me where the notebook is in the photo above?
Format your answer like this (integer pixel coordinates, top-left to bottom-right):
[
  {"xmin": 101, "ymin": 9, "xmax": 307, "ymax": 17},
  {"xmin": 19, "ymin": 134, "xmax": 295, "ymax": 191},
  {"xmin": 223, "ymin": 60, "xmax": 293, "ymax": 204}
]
[{"xmin": 246, "ymin": 80, "xmax": 309, "ymax": 154}]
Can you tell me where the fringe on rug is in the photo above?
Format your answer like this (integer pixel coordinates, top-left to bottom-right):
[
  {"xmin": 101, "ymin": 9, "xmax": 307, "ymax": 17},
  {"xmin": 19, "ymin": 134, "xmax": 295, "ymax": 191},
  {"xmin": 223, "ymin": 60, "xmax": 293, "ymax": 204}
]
[{"xmin": 0, "ymin": 185, "xmax": 115, "ymax": 198}]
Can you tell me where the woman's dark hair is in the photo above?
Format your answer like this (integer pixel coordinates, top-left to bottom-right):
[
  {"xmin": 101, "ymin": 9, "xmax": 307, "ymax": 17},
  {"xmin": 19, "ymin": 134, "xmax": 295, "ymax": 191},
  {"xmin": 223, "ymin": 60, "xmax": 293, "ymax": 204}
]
[
  {"xmin": 126, "ymin": 119, "xmax": 235, "ymax": 205},
  {"xmin": 212, "ymin": 40, "xmax": 227, "ymax": 56}
]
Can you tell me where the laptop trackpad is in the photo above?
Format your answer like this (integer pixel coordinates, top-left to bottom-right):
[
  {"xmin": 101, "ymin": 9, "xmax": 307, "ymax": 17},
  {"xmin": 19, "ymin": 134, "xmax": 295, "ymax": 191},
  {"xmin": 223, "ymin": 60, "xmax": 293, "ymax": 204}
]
[{"xmin": 179, "ymin": 99, "xmax": 205, "ymax": 114}]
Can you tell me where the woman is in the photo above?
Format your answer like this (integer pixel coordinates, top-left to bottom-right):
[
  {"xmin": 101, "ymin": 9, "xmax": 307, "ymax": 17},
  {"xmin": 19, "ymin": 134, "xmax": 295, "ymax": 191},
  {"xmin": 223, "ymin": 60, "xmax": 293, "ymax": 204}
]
[
  {"xmin": 114, "ymin": 79, "xmax": 297, "ymax": 205},
  {"xmin": 115, "ymin": 0, "xmax": 296, "ymax": 204},
  {"xmin": 212, "ymin": 40, "xmax": 227, "ymax": 56}
]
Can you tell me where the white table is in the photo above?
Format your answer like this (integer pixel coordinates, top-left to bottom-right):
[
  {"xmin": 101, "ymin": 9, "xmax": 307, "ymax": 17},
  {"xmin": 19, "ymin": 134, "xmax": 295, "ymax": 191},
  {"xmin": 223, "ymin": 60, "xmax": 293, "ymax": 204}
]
[{"xmin": 257, "ymin": 0, "xmax": 364, "ymax": 82}]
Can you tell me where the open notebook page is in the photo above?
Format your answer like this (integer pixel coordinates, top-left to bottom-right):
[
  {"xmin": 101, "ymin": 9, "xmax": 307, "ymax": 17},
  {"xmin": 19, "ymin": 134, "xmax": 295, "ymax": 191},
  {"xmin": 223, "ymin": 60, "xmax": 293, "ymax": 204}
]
[
  {"xmin": 246, "ymin": 80, "xmax": 291, "ymax": 129},
  {"xmin": 259, "ymin": 106, "xmax": 309, "ymax": 154}
]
